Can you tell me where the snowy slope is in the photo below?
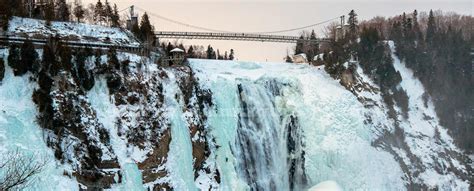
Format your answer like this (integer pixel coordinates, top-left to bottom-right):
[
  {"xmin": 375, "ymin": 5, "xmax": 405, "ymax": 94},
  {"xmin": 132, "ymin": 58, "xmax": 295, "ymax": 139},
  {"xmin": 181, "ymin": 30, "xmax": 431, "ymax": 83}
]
[
  {"xmin": 0, "ymin": 44, "xmax": 470, "ymax": 190},
  {"xmin": 0, "ymin": 50, "xmax": 78, "ymax": 191},
  {"xmin": 190, "ymin": 59, "xmax": 406, "ymax": 190},
  {"xmin": 7, "ymin": 17, "xmax": 139, "ymax": 46}
]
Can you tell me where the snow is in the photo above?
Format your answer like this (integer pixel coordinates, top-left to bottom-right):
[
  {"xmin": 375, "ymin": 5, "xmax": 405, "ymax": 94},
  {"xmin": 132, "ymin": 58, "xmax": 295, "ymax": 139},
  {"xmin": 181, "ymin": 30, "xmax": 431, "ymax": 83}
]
[
  {"xmin": 162, "ymin": 70, "xmax": 197, "ymax": 190},
  {"xmin": 88, "ymin": 78, "xmax": 145, "ymax": 191},
  {"xmin": 0, "ymin": 35, "xmax": 470, "ymax": 190},
  {"xmin": 307, "ymin": 181, "xmax": 343, "ymax": 191},
  {"xmin": 190, "ymin": 59, "xmax": 405, "ymax": 190},
  {"xmin": 387, "ymin": 41, "xmax": 469, "ymax": 189},
  {"xmin": 8, "ymin": 17, "xmax": 139, "ymax": 46},
  {"xmin": 0, "ymin": 52, "xmax": 78, "ymax": 191}
]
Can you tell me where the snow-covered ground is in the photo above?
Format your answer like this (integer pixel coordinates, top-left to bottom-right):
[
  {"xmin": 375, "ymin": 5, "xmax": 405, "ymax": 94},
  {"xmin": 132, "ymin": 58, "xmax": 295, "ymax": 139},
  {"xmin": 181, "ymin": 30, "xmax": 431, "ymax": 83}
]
[
  {"xmin": 190, "ymin": 59, "xmax": 405, "ymax": 190},
  {"xmin": 190, "ymin": 57, "xmax": 470, "ymax": 190},
  {"xmin": 7, "ymin": 17, "xmax": 139, "ymax": 46},
  {"xmin": 0, "ymin": 50, "xmax": 78, "ymax": 191},
  {"xmin": 0, "ymin": 43, "xmax": 469, "ymax": 190},
  {"xmin": 388, "ymin": 41, "xmax": 468, "ymax": 188}
]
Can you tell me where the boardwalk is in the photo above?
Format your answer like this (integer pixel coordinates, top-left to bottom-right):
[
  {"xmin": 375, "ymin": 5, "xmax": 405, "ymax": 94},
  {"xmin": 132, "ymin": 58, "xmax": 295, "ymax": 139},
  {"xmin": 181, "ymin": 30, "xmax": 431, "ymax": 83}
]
[{"xmin": 0, "ymin": 36, "xmax": 143, "ymax": 53}]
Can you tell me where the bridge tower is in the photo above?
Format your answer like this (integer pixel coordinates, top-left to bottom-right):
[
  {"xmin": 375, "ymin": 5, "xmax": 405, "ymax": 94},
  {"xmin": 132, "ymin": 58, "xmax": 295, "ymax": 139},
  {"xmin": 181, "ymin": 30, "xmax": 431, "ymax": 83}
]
[
  {"xmin": 335, "ymin": 15, "xmax": 345, "ymax": 41},
  {"xmin": 126, "ymin": 6, "xmax": 139, "ymax": 31}
]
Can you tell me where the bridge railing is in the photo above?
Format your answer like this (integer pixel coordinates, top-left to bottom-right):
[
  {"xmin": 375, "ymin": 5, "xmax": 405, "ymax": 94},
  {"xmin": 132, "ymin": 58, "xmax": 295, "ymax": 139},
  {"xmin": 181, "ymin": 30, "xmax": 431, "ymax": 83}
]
[{"xmin": 155, "ymin": 31, "xmax": 331, "ymax": 43}]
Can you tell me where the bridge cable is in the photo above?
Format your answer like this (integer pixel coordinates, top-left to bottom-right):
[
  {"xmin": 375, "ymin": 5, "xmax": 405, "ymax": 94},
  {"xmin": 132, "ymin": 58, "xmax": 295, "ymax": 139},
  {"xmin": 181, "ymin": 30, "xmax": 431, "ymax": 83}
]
[{"xmin": 134, "ymin": 6, "xmax": 341, "ymax": 34}]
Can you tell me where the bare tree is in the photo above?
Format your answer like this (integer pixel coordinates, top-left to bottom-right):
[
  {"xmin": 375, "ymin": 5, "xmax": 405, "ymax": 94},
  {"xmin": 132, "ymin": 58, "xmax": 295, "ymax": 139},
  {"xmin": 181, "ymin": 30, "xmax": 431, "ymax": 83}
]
[{"xmin": 0, "ymin": 150, "xmax": 48, "ymax": 190}]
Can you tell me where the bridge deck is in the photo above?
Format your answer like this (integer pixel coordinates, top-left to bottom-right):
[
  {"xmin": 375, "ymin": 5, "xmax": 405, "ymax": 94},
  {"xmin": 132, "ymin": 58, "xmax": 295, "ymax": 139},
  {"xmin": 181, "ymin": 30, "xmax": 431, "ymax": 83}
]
[{"xmin": 155, "ymin": 31, "xmax": 331, "ymax": 43}]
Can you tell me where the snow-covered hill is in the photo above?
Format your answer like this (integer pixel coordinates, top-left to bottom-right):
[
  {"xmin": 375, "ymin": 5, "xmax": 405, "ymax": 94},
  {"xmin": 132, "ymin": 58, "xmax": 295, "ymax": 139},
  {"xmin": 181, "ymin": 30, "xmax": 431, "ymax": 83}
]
[
  {"xmin": 7, "ymin": 17, "xmax": 139, "ymax": 46},
  {"xmin": 0, "ymin": 45, "xmax": 471, "ymax": 190},
  {"xmin": 0, "ymin": 18, "xmax": 471, "ymax": 190}
]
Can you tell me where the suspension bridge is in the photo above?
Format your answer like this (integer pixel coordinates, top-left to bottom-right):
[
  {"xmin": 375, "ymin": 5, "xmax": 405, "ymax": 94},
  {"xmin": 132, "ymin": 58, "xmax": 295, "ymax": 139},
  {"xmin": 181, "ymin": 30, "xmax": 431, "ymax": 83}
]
[{"xmin": 126, "ymin": 6, "xmax": 343, "ymax": 44}]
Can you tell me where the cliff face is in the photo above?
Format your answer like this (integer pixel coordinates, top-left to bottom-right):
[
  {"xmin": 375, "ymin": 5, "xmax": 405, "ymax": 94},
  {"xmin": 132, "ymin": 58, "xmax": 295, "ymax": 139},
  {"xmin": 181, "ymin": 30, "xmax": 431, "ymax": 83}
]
[
  {"xmin": 35, "ymin": 53, "xmax": 218, "ymax": 189},
  {"xmin": 0, "ymin": 17, "xmax": 471, "ymax": 189}
]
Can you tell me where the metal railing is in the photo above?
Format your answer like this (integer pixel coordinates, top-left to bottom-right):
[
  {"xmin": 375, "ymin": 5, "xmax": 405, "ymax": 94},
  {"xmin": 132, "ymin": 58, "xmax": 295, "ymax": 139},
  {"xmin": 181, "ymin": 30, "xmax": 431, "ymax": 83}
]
[
  {"xmin": 155, "ymin": 31, "xmax": 332, "ymax": 43},
  {"xmin": 0, "ymin": 36, "xmax": 144, "ymax": 52}
]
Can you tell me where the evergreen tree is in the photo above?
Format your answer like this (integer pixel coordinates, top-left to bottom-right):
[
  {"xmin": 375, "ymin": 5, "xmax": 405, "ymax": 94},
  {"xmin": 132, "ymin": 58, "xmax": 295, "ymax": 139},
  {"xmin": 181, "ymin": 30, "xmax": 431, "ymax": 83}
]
[
  {"xmin": 131, "ymin": 22, "xmax": 140, "ymax": 40},
  {"xmin": 104, "ymin": 0, "xmax": 112, "ymax": 24},
  {"xmin": 426, "ymin": 10, "xmax": 436, "ymax": 44},
  {"xmin": 5, "ymin": 0, "xmax": 25, "ymax": 18},
  {"xmin": 347, "ymin": 10, "xmax": 358, "ymax": 40},
  {"xmin": 74, "ymin": 48, "xmax": 94, "ymax": 91},
  {"xmin": 20, "ymin": 39, "xmax": 39, "ymax": 75},
  {"xmin": 42, "ymin": 44, "xmax": 56, "ymax": 76},
  {"xmin": 44, "ymin": 0, "xmax": 55, "ymax": 26},
  {"xmin": 107, "ymin": 48, "xmax": 119, "ymax": 71},
  {"xmin": 206, "ymin": 45, "xmax": 214, "ymax": 59},
  {"xmin": 178, "ymin": 44, "xmax": 185, "ymax": 51},
  {"xmin": 166, "ymin": 42, "xmax": 174, "ymax": 55},
  {"xmin": 412, "ymin": 10, "xmax": 422, "ymax": 41},
  {"xmin": 59, "ymin": 45, "xmax": 73, "ymax": 73},
  {"xmin": 390, "ymin": 21, "xmax": 403, "ymax": 42},
  {"xmin": 94, "ymin": 50, "xmax": 102, "ymax": 68},
  {"xmin": 0, "ymin": 0, "xmax": 12, "ymax": 30},
  {"xmin": 73, "ymin": 0, "xmax": 85, "ymax": 22},
  {"xmin": 94, "ymin": 0, "xmax": 104, "ymax": 24},
  {"xmin": 295, "ymin": 35, "xmax": 305, "ymax": 55},
  {"xmin": 57, "ymin": 0, "xmax": 70, "ymax": 21},
  {"xmin": 7, "ymin": 44, "xmax": 21, "ymax": 75},
  {"xmin": 139, "ymin": 13, "xmax": 155, "ymax": 42},
  {"xmin": 307, "ymin": 30, "xmax": 319, "ymax": 61},
  {"xmin": 217, "ymin": 49, "xmax": 223, "ymax": 60},
  {"xmin": 187, "ymin": 46, "xmax": 195, "ymax": 58},
  {"xmin": 229, "ymin": 49, "xmax": 235, "ymax": 60},
  {"xmin": 111, "ymin": 4, "xmax": 120, "ymax": 27}
]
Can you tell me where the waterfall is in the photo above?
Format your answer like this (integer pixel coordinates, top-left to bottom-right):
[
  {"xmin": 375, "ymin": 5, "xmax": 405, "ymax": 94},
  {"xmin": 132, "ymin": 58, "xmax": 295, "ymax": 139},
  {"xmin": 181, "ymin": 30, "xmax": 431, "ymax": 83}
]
[
  {"xmin": 197, "ymin": 64, "xmax": 308, "ymax": 191},
  {"xmin": 190, "ymin": 59, "xmax": 408, "ymax": 190},
  {"xmin": 233, "ymin": 81, "xmax": 289, "ymax": 190},
  {"xmin": 163, "ymin": 70, "xmax": 198, "ymax": 190}
]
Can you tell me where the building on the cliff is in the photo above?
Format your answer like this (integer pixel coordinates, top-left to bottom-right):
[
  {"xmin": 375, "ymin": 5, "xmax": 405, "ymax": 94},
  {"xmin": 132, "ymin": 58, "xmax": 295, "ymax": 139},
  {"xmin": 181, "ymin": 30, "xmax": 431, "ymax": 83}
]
[
  {"xmin": 170, "ymin": 48, "xmax": 185, "ymax": 66},
  {"xmin": 292, "ymin": 53, "xmax": 308, "ymax": 64}
]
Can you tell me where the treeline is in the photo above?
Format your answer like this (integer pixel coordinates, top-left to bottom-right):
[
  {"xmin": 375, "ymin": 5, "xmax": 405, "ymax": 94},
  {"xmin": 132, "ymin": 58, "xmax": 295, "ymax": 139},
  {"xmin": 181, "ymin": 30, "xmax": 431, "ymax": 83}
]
[
  {"xmin": 382, "ymin": 10, "xmax": 473, "ymax": 152},
  {"xmin": 161, "ymin": 42, "xmax": 235, "ymax": 60},
  {"xmin": 0, "ymin": 0, "xmax": 120, "ymax": 27},
  {"xmin": 294, "ymin": 30, "xmax": 319, "ymax": 62},
  {"xmin": 312, "ymin": 9, "xmax": 473, "ymax": 153}
]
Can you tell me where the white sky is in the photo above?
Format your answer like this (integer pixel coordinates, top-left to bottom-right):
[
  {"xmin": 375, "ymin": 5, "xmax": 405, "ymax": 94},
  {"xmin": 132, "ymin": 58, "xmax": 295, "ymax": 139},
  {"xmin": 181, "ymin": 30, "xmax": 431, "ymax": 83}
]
[{"xmin": 83, "ymin": 0, "xmax": 472, "ymax": 61}]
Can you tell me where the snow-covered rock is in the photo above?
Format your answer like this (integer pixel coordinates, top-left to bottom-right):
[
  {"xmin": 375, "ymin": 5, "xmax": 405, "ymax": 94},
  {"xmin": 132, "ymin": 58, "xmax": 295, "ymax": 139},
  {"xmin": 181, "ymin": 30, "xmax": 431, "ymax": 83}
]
[
  {"xmin": 0, "ymin": 39, "xmax": 470, "ymax": 190},
  {"xmin": 7, "ymin": 17, "xmax": 140, "ymax": 46}
]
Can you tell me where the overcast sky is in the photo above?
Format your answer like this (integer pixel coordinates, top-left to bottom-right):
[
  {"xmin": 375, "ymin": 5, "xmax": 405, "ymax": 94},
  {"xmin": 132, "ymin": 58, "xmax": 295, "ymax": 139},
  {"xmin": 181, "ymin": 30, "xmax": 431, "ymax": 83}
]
[{"xmin": 83, "ymin": 0, "xmax": 472, "ymax": 61}]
